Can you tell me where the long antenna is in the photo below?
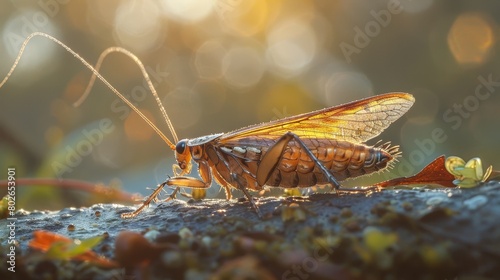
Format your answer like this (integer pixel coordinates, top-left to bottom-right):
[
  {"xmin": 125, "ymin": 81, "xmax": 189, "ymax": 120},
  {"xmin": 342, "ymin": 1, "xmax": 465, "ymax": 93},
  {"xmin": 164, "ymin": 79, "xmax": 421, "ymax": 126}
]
[
  {"xmin": 0, "ymin": 32, "xmax": 176, "ymax": 150},
  {"xmin": 73, "ymin": 46, "xmax": 179, "ymax": 145}
]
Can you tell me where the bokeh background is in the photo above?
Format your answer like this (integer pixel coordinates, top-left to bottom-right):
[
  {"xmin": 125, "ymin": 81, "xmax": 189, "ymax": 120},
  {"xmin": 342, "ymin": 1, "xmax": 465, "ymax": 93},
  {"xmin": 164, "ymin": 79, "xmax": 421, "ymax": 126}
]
[{"xmin": 1, "ymin": 0, "xmax": 499, "ymax": 210}]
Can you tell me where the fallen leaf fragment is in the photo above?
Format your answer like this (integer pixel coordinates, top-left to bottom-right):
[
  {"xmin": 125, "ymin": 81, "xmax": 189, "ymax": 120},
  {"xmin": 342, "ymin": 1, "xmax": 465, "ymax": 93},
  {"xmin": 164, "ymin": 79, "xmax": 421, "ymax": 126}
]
[
  {"xmin": 29, "ymin": 230, "xmax": 118, "ymax": 268},
  {"xmin": 375, "ymin": 155, "xmax": 455, "ymax": 188}
]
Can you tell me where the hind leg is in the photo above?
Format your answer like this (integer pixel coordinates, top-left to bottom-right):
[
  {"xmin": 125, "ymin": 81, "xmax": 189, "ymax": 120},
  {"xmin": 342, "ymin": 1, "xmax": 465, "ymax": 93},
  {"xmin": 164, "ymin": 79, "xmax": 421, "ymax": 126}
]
[{"xmin": 256, "ymin": 132, "xmax": 342, "ymax": 190}]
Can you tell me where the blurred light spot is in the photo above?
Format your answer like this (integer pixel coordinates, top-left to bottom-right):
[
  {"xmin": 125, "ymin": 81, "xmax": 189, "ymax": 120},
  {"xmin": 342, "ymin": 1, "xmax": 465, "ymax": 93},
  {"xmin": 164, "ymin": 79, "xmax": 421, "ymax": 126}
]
[
  {"xmin": 195, "ymin": 40, "xmax": 226, "ymax": 79},
  {"xmin": 324, "ymin": 72, "xmax": 372, "ymax": 106},
  {"xmin": 1, "ymin": 10, "xmax": 59, "ymax": 85},
  {"xmin": 191, "ymin": 80, "xmax": 227, "ymax": 115},
  {"xmin": 401, "ymin": 0, "xmax": 434, "ymax": 14},
  {"xmin": 124, "ymin": 110, "xmax": 155, "ymax": 141},
  {"xmin": 399, "ymin": 121, "xmax": 446, "ymax": 171},
  {"xmin": 309, "ymin": 14, "xmax": 333, "ymax": 49},
  {"xmin": 447, "ymin": 13, "xmax": 494, "ymax": 65},
  {"xmin": 216, "ymin": 0, "xmax": 271, "ymax": 37},
  {"xmin": 257, "ymin": 84, "xmax": 312, "ymax": 122},
  {"xmin": 162, "ymin": 87, "xmax": 202, "ymax": 130},
  {"xmin": 63, "ymin": 72, "xmax": 87, "ymax": 104},
  {"xmin": 65, "ymin": 1, "xmax": 89, "ymax": 31},
  {"xmin": 95, "ymin": 130, "xmax": 123, "ymax": 169},
  {"xmin": 161, "ymin": 0, "xmax": 213, "ymax": 23},
  {"xmin": 50, "ymin": 98, "xmax": 79, "ymax": 126},
  {"xmin": 405, "ymin": 89, "xmax": 439, "ymax": 125},
  {"xmin": 222, "ymin": 46, "xmax": 265, "ymax": 88},
  {"xmin": 470, "ymin": 102, "xmax": 500, "ymax": 147},
  {"xmin": 298, "ymin": 54, "xmax": 346, "ymax": 104},
  {"xmin": 267, "ymin": 19, "xmax": 317, "ymax": 77},
  {"xmin": 86, "ymin": 0, "xmax": 120, "ymax": 28},
  {"xmin": 44, "ymin": 126, "xmax": 64, "ymax": 147},
  {"xmin": 114, "ymin": 1, "xmax": 164, "ymax": 53}
]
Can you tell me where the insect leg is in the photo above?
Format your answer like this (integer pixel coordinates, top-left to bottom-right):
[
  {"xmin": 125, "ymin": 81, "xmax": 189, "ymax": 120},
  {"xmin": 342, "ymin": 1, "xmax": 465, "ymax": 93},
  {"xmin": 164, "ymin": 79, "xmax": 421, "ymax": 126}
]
[
  {"xmin": 257, "ymin": 132, "xmax": 342, "ymax": 190},
  {"xmin": 212, "ymin": 170, "xmax": 233, "ymax": 200},
  {"xmin": 121, "ymin": 181, "xmax": 169, "ymax": 219},
  {"xmin": 231, "ymin": 173, "xmax": 263, "ymax": 218},
  {"xmin": 212, "ymin": 147, "xmax": 264, "ymax": 216},
  {"xmin": 182, "ymin": 161, "xmax": 212, "ymax": 200},
  {"xmin": 121, "ymin": 176, "xmax": 209, "ymax": 218}
]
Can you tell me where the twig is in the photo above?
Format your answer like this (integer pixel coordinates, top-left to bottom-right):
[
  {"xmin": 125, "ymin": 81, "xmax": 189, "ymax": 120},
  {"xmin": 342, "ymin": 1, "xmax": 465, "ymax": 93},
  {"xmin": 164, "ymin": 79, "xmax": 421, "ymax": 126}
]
[{"xmin": 0, "ymin": 178, "xmax": 140, "ymax": 203}]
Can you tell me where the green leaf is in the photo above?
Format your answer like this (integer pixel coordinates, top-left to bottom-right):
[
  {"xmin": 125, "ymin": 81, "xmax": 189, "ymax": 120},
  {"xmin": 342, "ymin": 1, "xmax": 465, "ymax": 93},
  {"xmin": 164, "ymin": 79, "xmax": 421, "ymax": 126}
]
[{"xmin": 46, "ymin": 235, "xmax": 104, "ymax": 260}]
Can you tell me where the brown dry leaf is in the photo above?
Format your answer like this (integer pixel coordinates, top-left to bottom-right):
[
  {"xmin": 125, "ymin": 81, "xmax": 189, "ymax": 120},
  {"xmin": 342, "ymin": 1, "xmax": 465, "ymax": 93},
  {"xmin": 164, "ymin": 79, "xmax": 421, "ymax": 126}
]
[{"xmin": 375, "ymin": 155, "xmax": 455, "ymax": 188}]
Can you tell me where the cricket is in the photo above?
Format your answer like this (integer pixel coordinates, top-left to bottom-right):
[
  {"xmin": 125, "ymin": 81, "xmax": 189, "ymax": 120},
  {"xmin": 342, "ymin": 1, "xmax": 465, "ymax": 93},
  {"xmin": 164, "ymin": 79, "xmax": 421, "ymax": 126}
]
[{"xmin": 1, "ymin": 32, "xmax": 415, "ymax": 218}]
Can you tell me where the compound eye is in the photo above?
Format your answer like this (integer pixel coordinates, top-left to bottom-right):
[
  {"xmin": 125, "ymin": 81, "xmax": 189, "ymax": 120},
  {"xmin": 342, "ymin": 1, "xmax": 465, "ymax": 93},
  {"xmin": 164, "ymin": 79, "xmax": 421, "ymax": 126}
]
[{"xmin": 176, "ymin": 141, "xmax": 187, "ymax": 154}]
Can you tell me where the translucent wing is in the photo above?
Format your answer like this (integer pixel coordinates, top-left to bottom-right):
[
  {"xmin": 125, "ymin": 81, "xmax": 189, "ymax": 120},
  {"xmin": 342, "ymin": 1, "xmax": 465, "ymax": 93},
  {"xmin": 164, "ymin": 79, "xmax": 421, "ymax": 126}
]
[{"xmin": 220, "ymin": 92, "xmax": 414, "ymax": 143}]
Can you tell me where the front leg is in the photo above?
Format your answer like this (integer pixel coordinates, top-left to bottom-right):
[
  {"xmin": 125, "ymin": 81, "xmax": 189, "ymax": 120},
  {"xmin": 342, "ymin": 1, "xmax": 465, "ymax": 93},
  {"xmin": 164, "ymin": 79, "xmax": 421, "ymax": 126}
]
[
  {"xmin": 121, "ymin": 162, "xmax": 212, "ymax": 218},
  {"xmin": 121, "ymin": 181, "xmax": 170, "ymax": 218},
  {"xmin": 175, "ymin": 161, "xmax": 212, "ymax": 200}
]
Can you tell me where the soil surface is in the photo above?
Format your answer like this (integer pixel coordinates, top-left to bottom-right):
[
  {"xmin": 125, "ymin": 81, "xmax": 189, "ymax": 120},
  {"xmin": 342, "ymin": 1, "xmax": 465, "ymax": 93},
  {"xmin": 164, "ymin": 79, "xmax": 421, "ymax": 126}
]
[{"xmin": 1, "ymin": 182, "xmax": 500, "ymax": 279}]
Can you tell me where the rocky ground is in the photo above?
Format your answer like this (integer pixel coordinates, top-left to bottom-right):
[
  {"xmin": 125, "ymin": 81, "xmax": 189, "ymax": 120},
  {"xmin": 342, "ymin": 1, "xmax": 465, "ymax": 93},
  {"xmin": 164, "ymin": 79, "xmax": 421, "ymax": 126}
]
[{"xmin": 1, "ymin": 181, "xmax": 500, "ymax": 279}]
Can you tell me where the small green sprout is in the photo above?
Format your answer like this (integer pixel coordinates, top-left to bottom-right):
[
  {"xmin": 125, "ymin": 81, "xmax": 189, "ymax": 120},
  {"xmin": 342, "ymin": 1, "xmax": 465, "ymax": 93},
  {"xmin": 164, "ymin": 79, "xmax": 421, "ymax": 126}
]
[{"xmin": 445, "ymin": 156, "xmax": 492, "ymax": 188}]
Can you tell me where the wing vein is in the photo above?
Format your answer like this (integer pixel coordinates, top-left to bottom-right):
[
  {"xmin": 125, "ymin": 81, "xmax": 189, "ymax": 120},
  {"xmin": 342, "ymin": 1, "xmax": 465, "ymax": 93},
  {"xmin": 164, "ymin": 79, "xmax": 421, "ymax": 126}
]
[{"xmin": 219, "ymin": 93, "xmax": 415, "ymax": 145}]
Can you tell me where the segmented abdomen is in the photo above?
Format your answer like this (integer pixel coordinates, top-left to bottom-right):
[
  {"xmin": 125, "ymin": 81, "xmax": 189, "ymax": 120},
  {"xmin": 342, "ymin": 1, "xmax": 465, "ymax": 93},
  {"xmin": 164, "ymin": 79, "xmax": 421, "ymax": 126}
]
[
  {"xmin": 267, "ymin": 139, "xmax": 393, "ymax": 188},
  {"xmin": 213, "ymin": 138, "xmax": 395, "ymax": 190}
]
